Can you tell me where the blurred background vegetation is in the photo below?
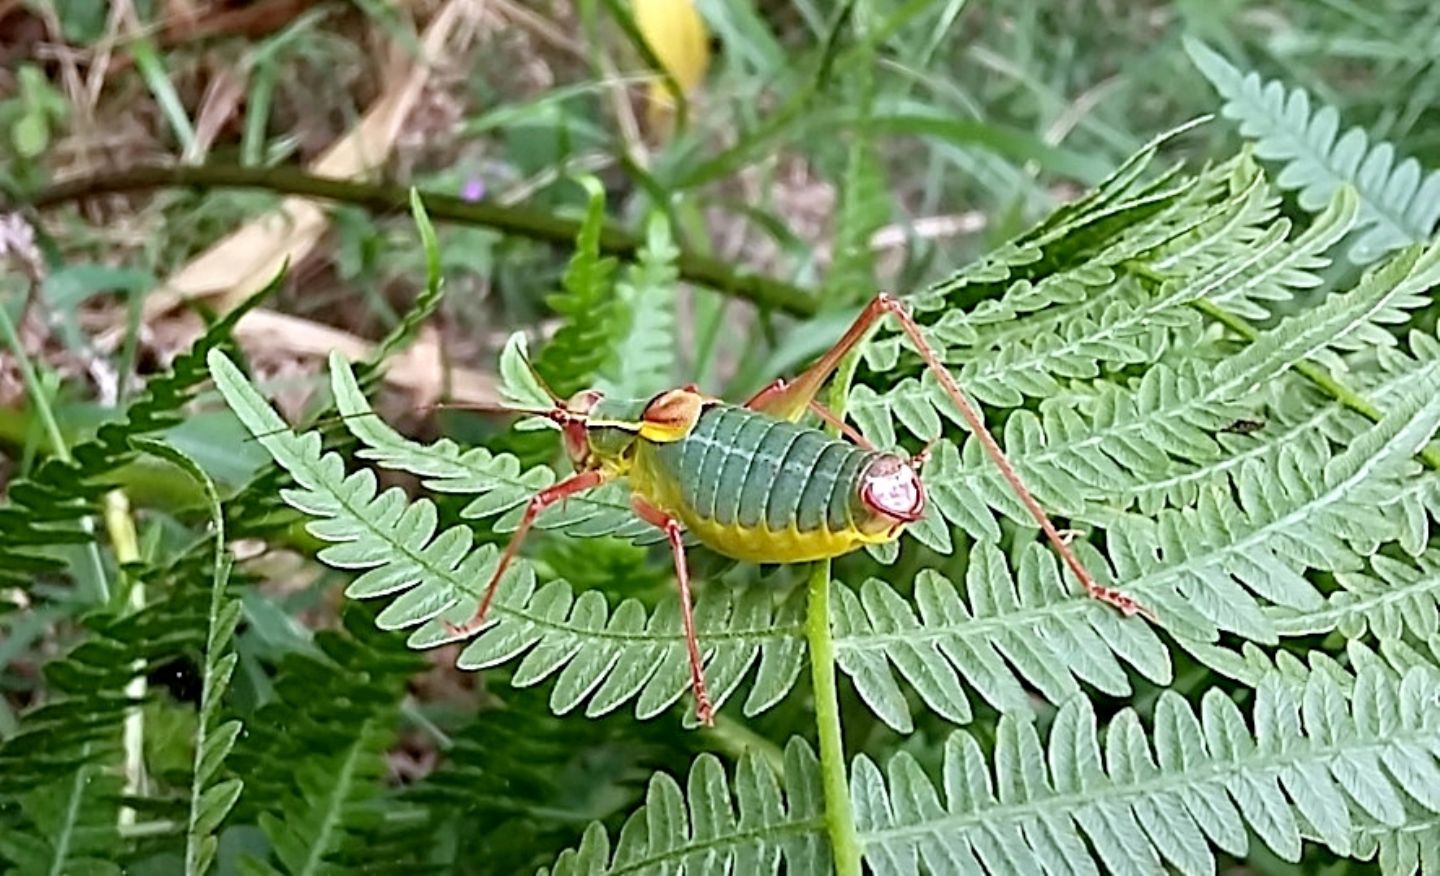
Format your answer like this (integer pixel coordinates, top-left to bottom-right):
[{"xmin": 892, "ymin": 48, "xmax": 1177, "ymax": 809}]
[{"xmin": 1, "ymin": 0, "xmax": 1438, "ymax": 873}]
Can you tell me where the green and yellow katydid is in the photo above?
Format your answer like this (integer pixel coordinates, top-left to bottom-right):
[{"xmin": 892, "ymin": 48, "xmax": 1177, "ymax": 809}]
[{"xmin": 452, "ymin": 293, "xmax": 1151, "ymax": 726}]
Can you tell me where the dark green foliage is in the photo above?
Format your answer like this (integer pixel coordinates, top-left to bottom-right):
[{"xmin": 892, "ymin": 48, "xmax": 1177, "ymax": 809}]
[
  {"xmin": 0, "ymin": 769, "xmax": 125, "ymax": 876},
  {"xmin": 383, "ymin": 682, "xmax": 708, "ymax": 876},
  {"xmin": 0, "ymin": 285, "xmax": 268, "ymax": 591},
  {"xmin": 528, "ymin": 178, "xmax": 623, "ymax": 400},
  {"xmin": 600, "ymin": 213, "xmax": 679, "ymax": 399},
  {"xmin": 0, "ymin": 587, "xmax": 207, "ymax": 796},
  {"xmin": 229, "ymin": 605, "xmax": 424, "ymax": 876},
  {"xmin": 0, "ymin": 584, "xmax": 208, "ymax": 873}
]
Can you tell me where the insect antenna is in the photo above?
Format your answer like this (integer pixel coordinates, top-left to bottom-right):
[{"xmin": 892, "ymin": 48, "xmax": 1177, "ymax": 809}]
[
  {"xmin": 239, "ymin": 399, "xmax": 566, "ymax": 443},
  {"xmin": 241, "ymin": 411, "xmax": 380, "ymax": 443}
]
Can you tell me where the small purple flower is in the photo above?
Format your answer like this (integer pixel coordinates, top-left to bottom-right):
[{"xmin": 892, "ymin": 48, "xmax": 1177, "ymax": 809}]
[{"xmin": 460, "ymin": 177, "xmax": 486, "ymax": 202}]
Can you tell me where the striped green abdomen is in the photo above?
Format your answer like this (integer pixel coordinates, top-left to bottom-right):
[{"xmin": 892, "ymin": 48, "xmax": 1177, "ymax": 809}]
[{"xmin": 630, "ymin": 405, "xmax": 890, "ymax": 562}]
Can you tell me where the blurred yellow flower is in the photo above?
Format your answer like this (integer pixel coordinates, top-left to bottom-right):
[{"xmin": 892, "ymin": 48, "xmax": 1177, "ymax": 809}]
[{"xmin": 632, "ymin": 0, "xmax": 710, "ymax": 135}]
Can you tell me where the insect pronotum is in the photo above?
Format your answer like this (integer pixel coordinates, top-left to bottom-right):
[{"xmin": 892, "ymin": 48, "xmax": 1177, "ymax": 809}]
[{"xmin": 448, "ymin": 293, "xmax": 1152, "ymax": 726}]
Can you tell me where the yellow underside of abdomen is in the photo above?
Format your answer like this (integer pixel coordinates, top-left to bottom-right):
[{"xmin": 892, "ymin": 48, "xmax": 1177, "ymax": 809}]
[{"xmin": 627, "ymin": 444, "xmax": 893, "ymax": 564}]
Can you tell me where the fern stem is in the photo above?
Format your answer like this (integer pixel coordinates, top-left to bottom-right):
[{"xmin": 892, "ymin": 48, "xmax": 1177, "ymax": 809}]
[
  {"xmin": 805, "ymin": 341, "xmax": 866, "ymax": 876},
  {"xmin": 299, "ymin": 732, "xmax": 364, "ymax": 876},
  {"xmin": 0, "ymin": 311, "xmax": 67, "ymax": 459},
  {"xmin": 49, "ymin": 762, "xmax": 88, "ymax": 876},
  {"xmin": 805, "ymin": 560, "xmax": 862, "ymax": 876},
  {"xmin": 18, "ymin": 165, "xmax": 818, "ymax": 318},
  {"xmin": 106, "ymin": 489, "xmax": 148, "ymax": 827}
]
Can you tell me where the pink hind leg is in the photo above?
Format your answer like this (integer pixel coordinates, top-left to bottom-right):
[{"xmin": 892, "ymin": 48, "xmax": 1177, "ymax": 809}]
[
  {"xmin": 753, "ymin": 293, "xmax": 1152, "ymax": 620},
  {"xmin": 631, "ymin": 496, "xmax": 715, "ymax": 726}
]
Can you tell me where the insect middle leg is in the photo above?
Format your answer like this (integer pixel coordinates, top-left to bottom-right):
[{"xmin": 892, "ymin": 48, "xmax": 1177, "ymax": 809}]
[
  {"xmin": 447, "ymin": 469, "xmax": 609, "ymax": 637},
  {"xmin": 750, "ymin": 292, "xmax": 1152, "ymax": 620},
  {"xmin": 631, "ymin": 496, "xmax": 715, "ymax": 727}
]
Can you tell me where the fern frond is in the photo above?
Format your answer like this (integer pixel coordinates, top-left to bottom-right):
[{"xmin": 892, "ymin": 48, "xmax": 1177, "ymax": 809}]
[
  {"xmin": 540, "ymin": 739, "xmax": 828, "ymax": 876},
  {"xmin": 1186, "ymin": 37, "xmax": 1440, "ymax": 264},
  {"xmin": 128, "ymin": 440, "xmax": 243, "ymax": 876},
  {"xmin": 914, "ymin": 119, "xmax": 1207, "ymax": 311},
  {"xmin": 0, "ymin": 281, "xmax": 268, "ymax": 590},
  {"xmin": 0, "ymin": 769, "xmax": 124, "ymax": 875},
  {"xmin": 599, "ymin": 212, "xmax": 680, "ymax": 399},
  {"xmin": 230, "ymin": 607, "xmax": 423, "ymax": 876},
  {"xmin": 530, "ymin": 176, "xmax": 623, "ymax": 399},
  {"xmin": 856, "ymin": 662, "xmax": 1440, "ymax": 873},
  {"xmin": 853, "ymin": 178, "xmax": 1356, "ymax": 428},
  {"xmin": 908, "ymin": 238, "xmax": 1440, "ymax": 537},
  {"xmin": 210, "ymin": 351, "xmax": 809, "ymax": 723},
  {"xmin": 887, "ymin": 158, "xmax": 1223, "ymax": 378},
  {"xmin": 246, "ymin": 721, "xmax": 395, "ymax": 876}
]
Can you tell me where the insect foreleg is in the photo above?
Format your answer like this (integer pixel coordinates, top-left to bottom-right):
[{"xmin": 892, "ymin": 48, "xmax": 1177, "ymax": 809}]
[
  {"xmin": 631, "ymin": 496, "xmax": 714, "ymax": 727},
  {"xmin": 447, "ymin": 468, "xmax": 610, "ymax": 637}
]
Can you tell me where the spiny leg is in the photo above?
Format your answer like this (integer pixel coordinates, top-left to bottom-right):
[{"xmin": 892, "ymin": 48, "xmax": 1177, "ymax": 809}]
[
  {"xmin": 447, "ymin": 469, "xmax": 609, "ymax": 637},
  {"xmin": 631, "ymin": 496, "xmax": 714, "ymax": 727},
  {"xmin": 873, "ymin": 296, "xmax": 1152, "ymax": 618},
  {"xmin": 755, "ymin": 293, "xmax": 1151, "ymax": 619},
  {"xmin": 743, "ymin": 302, "xmax": 890, "ymax": 422}
]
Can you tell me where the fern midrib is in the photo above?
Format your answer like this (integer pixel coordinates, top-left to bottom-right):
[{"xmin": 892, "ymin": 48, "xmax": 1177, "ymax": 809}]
[
  {"xmin": 1271, "ymin": 556, "xmax": 1440, "ymax": 634},
  {"xmin": 297, "ymin": 730, "xmax": 364, "ymax": 876},
  {"xmin": 1355, "ymin": 814, "xmax": 1440, "ymax": 839},
  {"xmin": 859, "ymin": 721, "xmax": 1437, "ymax": 848},
  {"xmin": 1193, "ymin": 294, "xmax": 1403, "ymax": 415},
  {"xmin": 594, "ymin": 815, "xmax": 828, "ymax": 876},
  {"xmin": 48, "ymin": 762, "xmax": 89, "ymax": 876}
]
